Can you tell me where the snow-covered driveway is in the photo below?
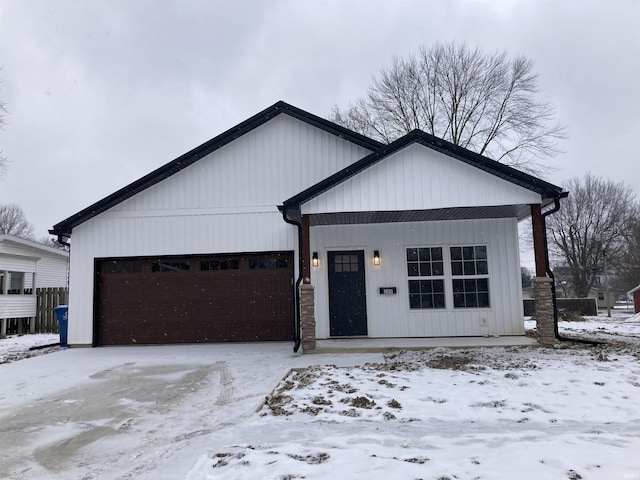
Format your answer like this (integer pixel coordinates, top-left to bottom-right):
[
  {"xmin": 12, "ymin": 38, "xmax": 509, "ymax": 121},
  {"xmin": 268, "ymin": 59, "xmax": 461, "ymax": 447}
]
[{"xmin": 0, "ymin": 343, "xmax": 382, "ymax": 479}]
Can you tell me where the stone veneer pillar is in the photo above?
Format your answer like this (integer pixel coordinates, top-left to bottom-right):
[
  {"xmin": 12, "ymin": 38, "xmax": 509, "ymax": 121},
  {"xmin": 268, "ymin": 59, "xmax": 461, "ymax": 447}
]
[
  {"xmin": 533, "ymin": 277, "xmax": 556, "ymax": 346},
  {"xmin": 299, "ymin": 284, "xmax": 316, "ymax": 351}
]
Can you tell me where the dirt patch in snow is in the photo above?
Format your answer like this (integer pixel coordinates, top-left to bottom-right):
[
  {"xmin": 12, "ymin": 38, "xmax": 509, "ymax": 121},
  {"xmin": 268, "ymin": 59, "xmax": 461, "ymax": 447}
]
[
  {"xmin": 261, "ymin": 340, "xmax": 640, "ymax": 421},
  {"xmin": 0, "ymin": 345, "xmax": 62, "ymax": 364}
]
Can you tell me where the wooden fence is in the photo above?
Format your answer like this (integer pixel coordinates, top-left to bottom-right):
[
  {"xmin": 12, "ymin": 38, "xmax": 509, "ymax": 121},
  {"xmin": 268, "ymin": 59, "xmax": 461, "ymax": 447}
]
[
  {"xmin": 34, "ymin": 287, "xmax": 68, "ymax": 333},
  {"xmin": 4, "ymin": 287, "xmax": 69, "ymax": 335}
]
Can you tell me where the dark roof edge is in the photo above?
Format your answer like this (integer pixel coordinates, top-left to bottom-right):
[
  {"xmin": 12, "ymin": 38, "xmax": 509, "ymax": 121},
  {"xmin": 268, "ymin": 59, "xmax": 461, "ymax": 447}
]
[
  {"xmin": 282, "ymin": 130, "xmax": 565, "ymax": 210},
  {"xmin": 50, "ymin": 101, "xmax": 384, "ymax": 236}
]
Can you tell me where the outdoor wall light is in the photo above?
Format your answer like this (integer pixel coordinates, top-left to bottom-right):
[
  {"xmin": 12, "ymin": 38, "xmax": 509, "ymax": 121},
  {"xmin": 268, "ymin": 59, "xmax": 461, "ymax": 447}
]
[
  {"xmin": 373, "ymin": 250, "xmax": 381, "ymax": 266},
  {"xmin": 312, "ymin": 252, "xmax": 319, "ymax": 267}
]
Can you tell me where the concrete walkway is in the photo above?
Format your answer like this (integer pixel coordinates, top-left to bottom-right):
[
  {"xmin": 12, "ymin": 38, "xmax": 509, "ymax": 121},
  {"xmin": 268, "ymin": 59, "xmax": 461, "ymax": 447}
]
[{"xmin": 311, "ymin": 335, "xmax": 538, "ymax": 353}]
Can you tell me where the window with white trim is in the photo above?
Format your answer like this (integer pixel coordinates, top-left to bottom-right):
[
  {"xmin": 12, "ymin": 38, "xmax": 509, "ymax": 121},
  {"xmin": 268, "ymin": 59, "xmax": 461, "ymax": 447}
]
[
  {"xmin": 407, "ymin": 247, "xmax": 445, "ymax": 309},
  {"xmin": 450, "ymin": 246, "xmax": 490, "ymax": 308}
]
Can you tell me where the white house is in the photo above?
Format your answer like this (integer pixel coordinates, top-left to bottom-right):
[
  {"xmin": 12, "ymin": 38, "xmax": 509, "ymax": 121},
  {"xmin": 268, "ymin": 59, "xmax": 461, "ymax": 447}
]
[
  {"xmin": 50, "ymin": 101, "xmax": 565, "ymax": 349},
  {"xmin": 0, "ymin": 234, "xmax": 70, "ymax": 336}
]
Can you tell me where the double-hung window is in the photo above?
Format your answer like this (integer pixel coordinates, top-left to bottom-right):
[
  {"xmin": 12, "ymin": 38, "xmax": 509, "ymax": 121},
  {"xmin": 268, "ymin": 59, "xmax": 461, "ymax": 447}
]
[
  {"xmin": 407, "ymin": 247, "xmax": 445, "ymax": 309},
  {"xmin": 450, "ymin": 246, "xmax": 490, "ymax": 308}
]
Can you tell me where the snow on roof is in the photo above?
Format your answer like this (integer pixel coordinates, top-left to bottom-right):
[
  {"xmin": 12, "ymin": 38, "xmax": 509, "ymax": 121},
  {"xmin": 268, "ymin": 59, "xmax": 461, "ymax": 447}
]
[
  {"xmin": 628, "ymin": 284, "xmax": 640, "ymax": 295},
  {"xmin": 0, "ymin": 234, "xmax": 69, "ymax": 258}
]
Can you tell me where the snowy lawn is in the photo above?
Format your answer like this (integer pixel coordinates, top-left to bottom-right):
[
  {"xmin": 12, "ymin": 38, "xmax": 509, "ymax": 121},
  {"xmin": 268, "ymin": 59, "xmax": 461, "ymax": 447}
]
[
  {"xmin": 190, "ymin": 313, "xmax": 640, "ymax": 480},
  {"xmin": 1, "ymin": 313, "xmax": 639, "ymax": 480},
  {"xmin": 0, "ymin": 333, "xmax": 61, "ymax": 364}
]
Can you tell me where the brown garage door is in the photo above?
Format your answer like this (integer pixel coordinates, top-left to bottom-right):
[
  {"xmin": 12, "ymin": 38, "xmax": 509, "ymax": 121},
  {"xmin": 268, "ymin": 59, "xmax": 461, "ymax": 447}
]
[{"xmin": 95, "ymin": 252, "xmax": 294, "ymax": 345}]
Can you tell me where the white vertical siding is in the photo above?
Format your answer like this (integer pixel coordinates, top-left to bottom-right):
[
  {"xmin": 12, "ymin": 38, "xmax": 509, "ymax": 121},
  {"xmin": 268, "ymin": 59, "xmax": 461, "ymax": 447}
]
[
  {"xmin": 67, "ymin": 114, "xmax": 369, "ymax": 345},
  {"xmin": 110, "ymin": 114, "xmax": 372, "ymax": 213},
  {"xmin": 302, "ymin": 144, "xmax": 542, "ymax": 214},
  {"xmin": 310, "ymin": 218, "xmax": 524, "ymax": 339}
]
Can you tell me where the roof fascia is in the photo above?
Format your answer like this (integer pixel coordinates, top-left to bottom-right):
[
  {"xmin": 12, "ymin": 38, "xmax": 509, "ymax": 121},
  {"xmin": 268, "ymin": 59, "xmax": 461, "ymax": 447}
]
[
  {"xmin": 50, "ymin": 101, "xmax": 383, "ymax": 237},
  {"xmin": 282, "ymin": 130, "xmax": 564, "ymax": 210}
]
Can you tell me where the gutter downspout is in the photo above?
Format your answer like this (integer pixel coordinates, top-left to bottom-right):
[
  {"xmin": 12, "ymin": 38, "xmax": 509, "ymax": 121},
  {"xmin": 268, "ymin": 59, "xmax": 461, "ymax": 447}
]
[
  {"xmin": 541, "ymin": 196, "xmax": 603, "ymax": 346},
  {"xmin": 280, "ymin": 208, "xmax": 303, "ymax": 353},
  {"xmin": 54, "ymin": 234, "xmax": 71, "ymax": 248}
]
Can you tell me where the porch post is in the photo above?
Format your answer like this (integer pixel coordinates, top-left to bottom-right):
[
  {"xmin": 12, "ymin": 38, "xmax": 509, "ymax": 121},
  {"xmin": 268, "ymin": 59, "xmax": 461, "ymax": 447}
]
[
  {"xmin": 531, "ymin": 204, "xmax": 547, "ymax": 277},
  {"xmin": 531, "ymin": 204, "xmax": 555, "ymax": 346},
  {"xmin": 299, "ymin": 284, "xmax": 316, "ymax": 351},
  {"xmin": 30, "ymin": 272, "xmax": 37, "ymax": 334},
  {"xmin": 299, "ymin": 214, "xmax": 316, "ymax": 350},
  {"xmin": 301, "ymin": 215, "xmax": 311, "ymax": 284},
  {"xmin": 0, "ymin": 271, "xmax": 6, "ymax": 338}
]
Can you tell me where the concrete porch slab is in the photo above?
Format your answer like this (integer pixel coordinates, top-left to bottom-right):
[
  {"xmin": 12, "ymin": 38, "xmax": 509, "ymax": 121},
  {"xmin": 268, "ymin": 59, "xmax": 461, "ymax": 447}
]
[{"xmin": 308, "ymin": 335, "xmax": 538, "ymax": 354}]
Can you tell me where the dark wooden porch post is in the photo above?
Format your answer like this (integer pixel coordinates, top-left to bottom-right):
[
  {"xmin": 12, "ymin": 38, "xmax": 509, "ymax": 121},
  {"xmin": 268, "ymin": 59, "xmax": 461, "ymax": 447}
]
[
  {"xmin": 531, "ymin": 204, "xmax": 547, "ymax": 277},
  {"xmin": 530, "ymin": 203, "xmax": 555, "ymax": 346},
  {"xmin": 301, "ymin": 214, "xmax": 311, "ymax": 284}
]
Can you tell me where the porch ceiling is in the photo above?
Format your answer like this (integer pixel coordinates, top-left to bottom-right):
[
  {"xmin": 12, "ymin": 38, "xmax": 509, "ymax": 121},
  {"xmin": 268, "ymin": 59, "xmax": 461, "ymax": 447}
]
[{"xmin": 308, "ymin": 204, "xmax": 532, "ymax": 226}]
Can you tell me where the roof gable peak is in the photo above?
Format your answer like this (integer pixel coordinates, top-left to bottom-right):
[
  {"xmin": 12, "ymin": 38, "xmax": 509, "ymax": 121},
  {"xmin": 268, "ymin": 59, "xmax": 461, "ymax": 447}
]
[
  {"xmin": 50, "ymin": 101, "xmax": 383, "ymax": 237},
  {"xmin": 282, "ymin": 129, "xmax": 565, "ymax": 211}
]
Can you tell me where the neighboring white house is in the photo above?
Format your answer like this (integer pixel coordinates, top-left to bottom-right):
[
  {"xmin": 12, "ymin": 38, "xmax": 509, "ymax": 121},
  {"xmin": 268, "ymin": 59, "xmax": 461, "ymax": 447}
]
[
  {"xmin": 0, "ymin": 234, "xmax": 69, "ymax": 336},
  {"xmin": 50, "ymin": 101, "xmax": 565, "ymax": 348}
]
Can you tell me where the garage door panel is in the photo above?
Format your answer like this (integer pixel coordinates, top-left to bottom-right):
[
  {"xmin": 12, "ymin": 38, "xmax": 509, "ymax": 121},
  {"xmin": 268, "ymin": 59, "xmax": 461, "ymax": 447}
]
[{"xmin": 96, "ymin": 253, "xmax": 294, "ymax": 345}]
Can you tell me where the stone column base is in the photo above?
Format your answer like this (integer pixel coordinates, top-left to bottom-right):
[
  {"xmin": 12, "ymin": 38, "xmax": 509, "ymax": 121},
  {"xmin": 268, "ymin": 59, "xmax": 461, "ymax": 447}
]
[
  {"xmin": 533, "ymin": 277, "xmax": 556, "ymax": 346},
  {"xmin": 299, "ymin": 284, "xmax": 316, "ymax": 351}
]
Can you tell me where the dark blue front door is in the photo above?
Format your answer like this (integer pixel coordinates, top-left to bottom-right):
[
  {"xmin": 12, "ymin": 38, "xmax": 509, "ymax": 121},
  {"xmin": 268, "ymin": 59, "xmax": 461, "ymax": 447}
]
[{"xmin": 328, "ymin": 250, "xmax": 368, "ymax": 336}]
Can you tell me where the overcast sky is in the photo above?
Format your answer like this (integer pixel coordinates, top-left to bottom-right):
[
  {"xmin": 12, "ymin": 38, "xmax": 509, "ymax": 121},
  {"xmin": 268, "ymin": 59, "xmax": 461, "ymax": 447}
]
[{"xmin": 0, "ymin": 0, "xmax": 638, "ymax": 239}]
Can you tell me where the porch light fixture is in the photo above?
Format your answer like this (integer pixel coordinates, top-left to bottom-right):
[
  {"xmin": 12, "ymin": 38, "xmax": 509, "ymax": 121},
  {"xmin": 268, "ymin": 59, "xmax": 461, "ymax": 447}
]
[
  {"xmin": 312, "ymin": 252, "xmax": 319, "ymax": 267},
  {"xmin": 373, "ymin": 250, "xmax": 381, "ymax": 266}
]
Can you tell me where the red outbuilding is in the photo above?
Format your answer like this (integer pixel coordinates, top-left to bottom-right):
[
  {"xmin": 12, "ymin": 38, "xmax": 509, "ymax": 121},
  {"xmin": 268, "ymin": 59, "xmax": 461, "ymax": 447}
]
[{"xmin": 629, "ymin": 284, "xmax": 640, "ymax": 314}]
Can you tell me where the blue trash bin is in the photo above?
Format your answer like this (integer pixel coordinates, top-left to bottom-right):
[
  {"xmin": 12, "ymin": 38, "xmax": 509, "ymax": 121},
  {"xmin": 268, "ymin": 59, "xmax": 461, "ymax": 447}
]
[{"xmin": 53, "ymin": 305, "xmax": 69, "ymax": 347}]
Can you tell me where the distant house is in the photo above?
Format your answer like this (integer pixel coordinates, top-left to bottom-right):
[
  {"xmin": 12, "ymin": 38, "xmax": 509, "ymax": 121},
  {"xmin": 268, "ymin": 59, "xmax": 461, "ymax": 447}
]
[
  {"xmin": 629, "ymin": 284, "xmax": 640, "ymax": 314},
  {"xmin": 0, "ymin": 235, "xmax": 69, "ymax": 336},
  {"xmin": 556, "ymin": 285, "xmax": 599, "ymax": 301},
  {"xmin": 50, "ymin": 101, "xmax": 565, "ymax": 348},
  {"xmin": 555, "ymin": 280, "xmax": 615, "ymax": 311}
]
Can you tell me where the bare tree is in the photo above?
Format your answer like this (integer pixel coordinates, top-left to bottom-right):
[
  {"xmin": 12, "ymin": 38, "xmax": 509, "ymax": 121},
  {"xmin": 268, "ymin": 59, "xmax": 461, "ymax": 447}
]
[
  {"xmin": 331, "ymin": 42, "xmax": 565, "ymax": 174},
  {"xmin": 546, "ymin": 174, "xmax": 638, "ymax": 297},
  {"xmin": 0, "ymin": 203, "xmax": 35, "ymax": 239},
  {"xmin": 612, "ymin": 217, "xmax": 640, "ymax": 293}
]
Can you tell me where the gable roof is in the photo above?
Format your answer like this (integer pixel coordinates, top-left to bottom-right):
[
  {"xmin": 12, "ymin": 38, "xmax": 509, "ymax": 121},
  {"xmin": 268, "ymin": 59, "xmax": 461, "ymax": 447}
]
[
  {"xmin": 281, "ymin": 129, "xmax": 565, "ymax": 213},
  {"xmin": 50, "ymin": 101, "xmax": 384, "ymax": 237}
]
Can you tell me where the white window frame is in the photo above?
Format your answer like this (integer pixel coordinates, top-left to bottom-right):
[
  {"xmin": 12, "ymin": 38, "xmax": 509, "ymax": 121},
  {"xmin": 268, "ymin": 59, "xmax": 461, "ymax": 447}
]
[
  {"xmin": 406, "ymin": 246, "xmax": 446, "ymax": 310},
  {"xmin": 450, "ymin": 245, "xmax": 491, "ymax": 309}
]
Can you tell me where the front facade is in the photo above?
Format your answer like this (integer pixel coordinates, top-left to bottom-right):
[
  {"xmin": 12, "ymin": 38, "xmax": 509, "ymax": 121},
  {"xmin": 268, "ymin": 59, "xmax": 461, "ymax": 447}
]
[{"xmin": 51, "ymin": 101, "xmax": 564, "ymax": 348}]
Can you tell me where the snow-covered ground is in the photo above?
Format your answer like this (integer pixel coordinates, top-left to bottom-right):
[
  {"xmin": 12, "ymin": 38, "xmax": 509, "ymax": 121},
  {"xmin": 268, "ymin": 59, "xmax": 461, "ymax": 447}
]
[
  {"xmin": 0, "ymin": 333, "xmax": 61, "ymax": 364},
  {"xmin": 1, "ymin": 312, "xmax": 639, "ymax": 480}
]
